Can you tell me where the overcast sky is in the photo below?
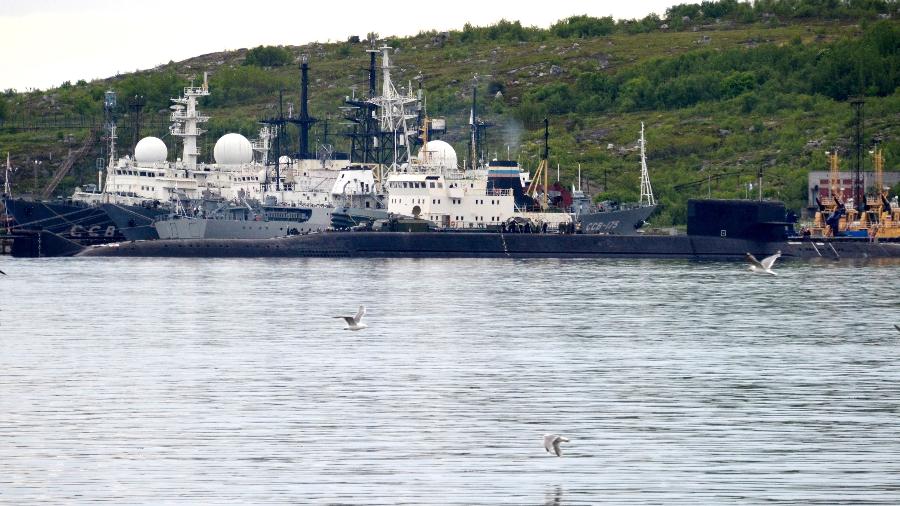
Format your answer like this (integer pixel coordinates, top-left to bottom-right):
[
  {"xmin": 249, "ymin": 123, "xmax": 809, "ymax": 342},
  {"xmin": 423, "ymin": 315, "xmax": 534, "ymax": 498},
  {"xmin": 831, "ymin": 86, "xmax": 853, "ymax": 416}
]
[{"xmin": 1, "ymin": 0, "xmax": 678, "ymax": 91}]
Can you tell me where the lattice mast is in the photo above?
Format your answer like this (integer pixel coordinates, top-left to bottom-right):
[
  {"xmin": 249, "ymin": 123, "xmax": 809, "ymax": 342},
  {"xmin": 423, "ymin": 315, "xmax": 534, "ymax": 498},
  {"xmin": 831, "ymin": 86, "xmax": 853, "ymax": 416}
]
[
  {"xmin": 368, "ymin": 46, "xmax": 418, "ymax": 171},
  {"xmin": 169, "ymin": 72, "xmax": 210, "ymax": 170},
  {"xmin": 639, "ymin": 122, "xmax": 656, "ymax": 207}
]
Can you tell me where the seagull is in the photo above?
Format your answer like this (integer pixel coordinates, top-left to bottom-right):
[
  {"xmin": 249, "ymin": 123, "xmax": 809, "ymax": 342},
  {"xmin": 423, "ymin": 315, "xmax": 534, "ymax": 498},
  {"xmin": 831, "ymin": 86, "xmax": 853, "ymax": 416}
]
[
  {"xmin": 543, "ymin": 434, "xmax": 569, "ymax": 457},
  {"xmin": 334, "ymin": 305, "xmax": 367, "ymax": 331},
  {"xmin": 746, "ymin": 250, "xmax": 781, "ymax": 276},
  {"xmin": 895, "ymin": 324, "xmax": 900, "ymax": 334}
]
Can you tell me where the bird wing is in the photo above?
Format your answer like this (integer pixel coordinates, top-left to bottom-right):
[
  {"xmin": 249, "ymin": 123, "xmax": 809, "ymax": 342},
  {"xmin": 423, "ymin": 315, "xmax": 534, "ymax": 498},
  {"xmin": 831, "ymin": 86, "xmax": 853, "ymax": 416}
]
[
  {"xmin": 552, "ymin": 438, "xmax": 563, "ymax": 457},
  {"xmin": 0, "ymin": 269, "xmax": 5, "ymax": 275},
  {"xmin": 543, "ymin": 434, "xmax": 555, "ymax": 453},
  {"xmin": 745, "ymin": 253, "xmax": 764, "ymax": 269},
  {"xmin": 354, "ymin": 305, "xmax": 366, "ymax": 324},
  {"xmin": 895, "ymin": 324, "xmax": 900, "ymax": 334},
  {"xmin": 761, "ymin": 250, "xmax": 781, "ymax": 270},
  {"xmin": 334, "ymin": 316, "xmax": 355, "ymax": 326}
]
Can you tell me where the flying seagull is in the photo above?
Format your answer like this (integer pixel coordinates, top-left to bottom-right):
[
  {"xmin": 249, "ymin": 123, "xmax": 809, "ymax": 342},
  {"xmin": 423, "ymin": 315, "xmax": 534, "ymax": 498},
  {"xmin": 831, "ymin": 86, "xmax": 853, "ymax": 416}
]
[
  {"xmin": 543, "ymin": 434, "xmax": 569, "ymax": 457},
  {"xmin": 334, "ymin": 305, "xmax": 367, "ymax": 331},
  {"xmin": 746, "ymin": 250, "xmax": 781, "ymax": 276}
]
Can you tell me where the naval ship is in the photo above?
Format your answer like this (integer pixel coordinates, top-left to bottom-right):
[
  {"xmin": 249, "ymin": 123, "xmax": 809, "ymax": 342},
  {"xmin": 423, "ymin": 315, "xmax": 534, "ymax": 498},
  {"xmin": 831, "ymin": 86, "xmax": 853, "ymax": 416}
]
[{"xmin": 76, "ymin": 199, "xmax": 900, "ymax": 260}]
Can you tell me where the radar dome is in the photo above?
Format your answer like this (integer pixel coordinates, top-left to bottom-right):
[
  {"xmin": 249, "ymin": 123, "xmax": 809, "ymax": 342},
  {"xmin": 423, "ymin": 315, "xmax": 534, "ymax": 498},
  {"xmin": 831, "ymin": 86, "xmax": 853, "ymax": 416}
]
[
  {"xmin": 134, "ymin": 136, "xmax": 167, "ymax": 163},
  {"xmin": 418, "ymin": 140, "xmax": 457, "ymax": 168},
  {"xmin": 214, "ymin": 133, "xmax": 253, "ymax": 165}
]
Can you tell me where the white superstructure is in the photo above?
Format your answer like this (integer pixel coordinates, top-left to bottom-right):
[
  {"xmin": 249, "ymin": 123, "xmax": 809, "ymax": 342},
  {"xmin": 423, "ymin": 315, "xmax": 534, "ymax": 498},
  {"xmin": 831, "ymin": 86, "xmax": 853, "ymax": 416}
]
[
  {"xmin": 170, "ymin": 73, "xmax": 210, "ymax": 170},
  {"xmin": 70, "ymin": 75, "xmax": 360, "ymax": 211},
  {"xmin": 385, "ymin": 141, "xmax": 570, "ymax": 229}
]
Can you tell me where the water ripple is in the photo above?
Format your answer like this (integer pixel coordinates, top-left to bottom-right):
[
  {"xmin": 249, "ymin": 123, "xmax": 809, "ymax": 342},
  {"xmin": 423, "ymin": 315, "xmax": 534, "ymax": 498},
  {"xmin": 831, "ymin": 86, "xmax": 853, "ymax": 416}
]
[{"xmin": 1, "ymin": 257, "xmax": 899, "ymax": 504}]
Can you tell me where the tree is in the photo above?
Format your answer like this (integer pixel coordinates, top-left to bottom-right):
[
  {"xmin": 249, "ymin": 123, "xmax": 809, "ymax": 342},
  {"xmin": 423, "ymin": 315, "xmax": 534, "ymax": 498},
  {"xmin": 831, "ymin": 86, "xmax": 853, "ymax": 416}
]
[{"xmin": 244, "ymin": 45, "xmax": 292, "ymax": 67}]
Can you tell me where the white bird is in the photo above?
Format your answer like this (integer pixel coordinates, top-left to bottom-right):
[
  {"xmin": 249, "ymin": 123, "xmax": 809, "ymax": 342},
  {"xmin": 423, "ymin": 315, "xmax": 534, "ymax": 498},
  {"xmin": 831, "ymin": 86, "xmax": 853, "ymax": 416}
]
[
  {"xmin": 334, "ymin": 305, "xmax": 367, "ymax": 331},
  {"xmin": 543, "ymin": 434, "xmax": 569, "ymax": 457},
  {"xmin": 746, "ymin": 250, "xmax": 781, "ymax": 276}
]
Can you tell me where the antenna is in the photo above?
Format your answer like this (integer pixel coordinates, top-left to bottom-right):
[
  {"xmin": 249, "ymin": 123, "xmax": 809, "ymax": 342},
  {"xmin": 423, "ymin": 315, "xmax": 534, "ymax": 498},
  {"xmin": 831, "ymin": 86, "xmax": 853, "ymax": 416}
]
[
  {"xmin": 126, "ymin": 95, "xmax": 146, "ymax": 155},
  {"xmin": 639, "ymin": 122, "xmax": 656, "ymax": 207},
  {"xmin": 578, "ymin": 163, "xmax": 582, "ymax": 192}
]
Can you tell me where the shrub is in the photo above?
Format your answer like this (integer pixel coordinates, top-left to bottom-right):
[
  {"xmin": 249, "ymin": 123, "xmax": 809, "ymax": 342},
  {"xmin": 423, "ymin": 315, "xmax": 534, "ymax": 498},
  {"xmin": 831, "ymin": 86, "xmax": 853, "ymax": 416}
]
[{"xmin": 244, "ymin": 45, "xmax": 292, "ymax": 67}]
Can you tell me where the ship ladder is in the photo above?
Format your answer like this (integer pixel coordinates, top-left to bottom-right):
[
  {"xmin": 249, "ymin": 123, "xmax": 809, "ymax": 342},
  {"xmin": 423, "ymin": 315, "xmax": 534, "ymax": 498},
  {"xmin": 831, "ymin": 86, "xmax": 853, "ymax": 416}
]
[
  {"xmin": 808, "ymin": 240, "xmax": 822, "ymax": 257},
  {"xmin": 499, "ymin": 231, "xmax": 509, "ymax": 257}
]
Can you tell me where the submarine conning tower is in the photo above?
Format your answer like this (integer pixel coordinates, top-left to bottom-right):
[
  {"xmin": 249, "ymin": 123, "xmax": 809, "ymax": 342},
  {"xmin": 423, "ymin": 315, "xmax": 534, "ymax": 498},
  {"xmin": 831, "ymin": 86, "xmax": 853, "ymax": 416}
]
[{"xmin": 687, "ymin": 199, "xmax": 794, "ymax": 241}]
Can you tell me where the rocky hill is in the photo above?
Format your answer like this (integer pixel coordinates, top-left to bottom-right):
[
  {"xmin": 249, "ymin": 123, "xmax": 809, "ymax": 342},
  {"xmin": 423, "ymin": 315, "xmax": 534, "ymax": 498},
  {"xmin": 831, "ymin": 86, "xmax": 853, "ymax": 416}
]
[{"xmin": 1, "ymin": 0, "xmax": 898, "ymax": 224}]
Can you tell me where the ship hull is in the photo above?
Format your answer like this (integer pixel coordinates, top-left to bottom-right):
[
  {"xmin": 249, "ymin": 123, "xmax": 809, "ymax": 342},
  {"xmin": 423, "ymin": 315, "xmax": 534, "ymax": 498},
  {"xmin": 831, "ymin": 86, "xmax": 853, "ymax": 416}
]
[
  {"xmin": 153, "ymin": 207, "xmax": 333, "ymax": 240},
  {"xmin": 101, "ymin": 203, "xmax": 169, "ymax": 241},
  {"xmin": 4, "ymin": 197, "xmax": 127, "ymax": 256},
  {"xmin": 578, "ymin": 205, "xmax": 657, "ymax": 235},
  {"xmin": 76, "ymin": 231, "xmax": 900, "ymax": 260}
]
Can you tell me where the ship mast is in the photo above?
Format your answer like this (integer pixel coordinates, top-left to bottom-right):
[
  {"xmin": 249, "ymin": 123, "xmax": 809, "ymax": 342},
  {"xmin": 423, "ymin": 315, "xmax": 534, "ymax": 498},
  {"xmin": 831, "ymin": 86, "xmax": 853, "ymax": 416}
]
[
  {"xmin": 873, "ymin": 147, "xmax": 884, "ymax": 198},
  {"xmin": 368, "ymin": 46, "xmax": 417, "ymax": 172},
  {"xmin": 639, "ymin": 122, "xmax": 655, "ymax": 207},
  {"xmin": 3, "ymin": 152, "xmax": 10, "ymax": 197},
  {"xmin": 101, "ymin": 90, "xmax": 117, "ymax": 199},
  {"xmin": 525, "ymin": 118, "xmax": 550, "ymax": 210},
  {"xmin": 826, "ymin": 150, "xmax": 840, "ymax": 204},
  {"xmin": 469, "ymin": 82, "xmax": 477, "ymax": 171},
  {"xmin": 169, "ymin": 72, "xmax": 210, "ymax": 171}
]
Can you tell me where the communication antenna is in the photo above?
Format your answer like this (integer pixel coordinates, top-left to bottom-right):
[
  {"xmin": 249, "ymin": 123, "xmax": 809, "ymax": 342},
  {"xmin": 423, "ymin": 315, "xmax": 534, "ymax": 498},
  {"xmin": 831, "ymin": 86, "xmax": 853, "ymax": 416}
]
[{"xmin": 126, "ymin": 95, "xmax": 146, "ymax": 155}]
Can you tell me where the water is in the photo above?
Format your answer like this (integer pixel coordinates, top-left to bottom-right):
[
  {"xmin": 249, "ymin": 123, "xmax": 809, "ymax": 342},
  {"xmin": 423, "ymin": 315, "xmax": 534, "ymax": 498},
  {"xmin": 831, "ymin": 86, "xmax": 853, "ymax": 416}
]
[{"xmin": 1, "ymin": 257, "xmax": 899, "ymax": 504}]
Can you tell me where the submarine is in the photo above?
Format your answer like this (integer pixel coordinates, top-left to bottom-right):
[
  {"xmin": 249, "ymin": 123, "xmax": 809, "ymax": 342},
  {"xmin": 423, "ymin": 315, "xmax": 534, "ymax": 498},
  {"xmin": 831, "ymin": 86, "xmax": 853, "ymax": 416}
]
[{"xmin": 76, "ymin": 200, "xmax": 900, "ymax": 260}]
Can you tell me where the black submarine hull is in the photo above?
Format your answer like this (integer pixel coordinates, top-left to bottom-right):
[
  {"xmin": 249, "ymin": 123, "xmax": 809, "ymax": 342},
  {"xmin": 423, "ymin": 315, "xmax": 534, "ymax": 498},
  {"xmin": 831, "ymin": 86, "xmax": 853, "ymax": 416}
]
[{"xmin": 75, "ymin": 231, "xmax": 900, "ymax": 260}]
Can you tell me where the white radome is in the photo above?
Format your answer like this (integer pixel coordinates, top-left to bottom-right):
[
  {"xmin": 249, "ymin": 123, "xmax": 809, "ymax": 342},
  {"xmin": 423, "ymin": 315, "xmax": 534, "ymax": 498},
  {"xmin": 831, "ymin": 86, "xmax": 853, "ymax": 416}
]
[
  {"xmin": 134, "ymin": 136, "xmax": 167, "ymax": 163},
  {"xmin": 214, "ymin": 133, "xmax": 253, "ymax": 165},
  {"xmin": 418, "ymin": 140, "xmax": 457, "ymax": 168}
]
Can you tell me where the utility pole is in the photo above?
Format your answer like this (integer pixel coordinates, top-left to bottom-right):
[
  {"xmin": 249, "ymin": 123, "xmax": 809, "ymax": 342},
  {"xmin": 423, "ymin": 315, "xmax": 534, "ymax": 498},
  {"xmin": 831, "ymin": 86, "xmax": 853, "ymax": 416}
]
[{"xmin": 757, "ymin": 165, "xmax": 763, "ymax": 201}]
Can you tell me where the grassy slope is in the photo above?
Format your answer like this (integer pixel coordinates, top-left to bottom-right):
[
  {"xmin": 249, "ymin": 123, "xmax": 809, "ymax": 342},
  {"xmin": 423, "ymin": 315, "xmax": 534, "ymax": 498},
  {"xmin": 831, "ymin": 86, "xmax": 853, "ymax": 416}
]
[{"xmin": 1, "ymin": 18, "xmax": 897, "ymax": 225}]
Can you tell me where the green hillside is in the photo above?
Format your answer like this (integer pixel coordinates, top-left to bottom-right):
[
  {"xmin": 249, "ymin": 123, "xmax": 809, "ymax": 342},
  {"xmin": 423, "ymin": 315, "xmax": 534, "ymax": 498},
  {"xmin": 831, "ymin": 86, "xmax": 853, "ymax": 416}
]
[{"xmin": 1, "ymin": 0, "xmax": 898, "ymax": 225}]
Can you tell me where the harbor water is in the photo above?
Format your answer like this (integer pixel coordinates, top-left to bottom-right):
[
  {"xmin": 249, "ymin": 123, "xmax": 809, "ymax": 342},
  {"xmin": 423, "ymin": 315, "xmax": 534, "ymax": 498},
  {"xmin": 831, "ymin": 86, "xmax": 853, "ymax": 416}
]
[{"xmin": 1, "ymin": 257, "xmax": 899, "ymax": 504}]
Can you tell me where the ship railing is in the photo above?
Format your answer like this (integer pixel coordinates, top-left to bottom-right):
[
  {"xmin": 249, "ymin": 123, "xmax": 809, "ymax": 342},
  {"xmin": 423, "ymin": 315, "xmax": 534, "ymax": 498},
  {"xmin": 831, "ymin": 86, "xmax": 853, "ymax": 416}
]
[
  {"xmin": 447, "ymin": 220, "xmax": 488, "ymax": 229},
  {"xmin": 485, "ymin": 188, "xmax": 512, "ymax": 197},
  {"xmin": 170, "ymin": 111, "xmax": 210, "ymax": 123}
]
